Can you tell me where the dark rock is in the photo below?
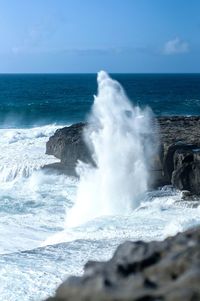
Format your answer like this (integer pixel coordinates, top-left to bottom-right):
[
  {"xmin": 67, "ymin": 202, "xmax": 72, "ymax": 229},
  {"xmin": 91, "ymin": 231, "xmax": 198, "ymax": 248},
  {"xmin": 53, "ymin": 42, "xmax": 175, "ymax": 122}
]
[
  {"xmin": 163, "ymin": 143, "xmax": 197, "ymax": 183},
  {"xmin": 45, "ymin": 226, "xmax": 200, "ymax": 301},
  {"xmin": 180, "ymin": 190, "xmax": 192, "ymax": 199},
  {"xmin": 172, "ymin": 162, "xmax": 200, "ymax": 194},
  {"xmin": 147, "ymin": 117, "xmax": 200, "ymax": 192},
  {"xmin": 170, "ymin": 147, "xmax": 200, "ymax": 193},
  {"xmin": 45, "ymin": 123, "xmax": 93, "ymax": 175},
  {"xmin": 45, "ymin": 116, "xmax": 200, "ymax": 193},
  {"xmin": 173, "ymin": 148, "xmax": 196, "ymax": 171}
]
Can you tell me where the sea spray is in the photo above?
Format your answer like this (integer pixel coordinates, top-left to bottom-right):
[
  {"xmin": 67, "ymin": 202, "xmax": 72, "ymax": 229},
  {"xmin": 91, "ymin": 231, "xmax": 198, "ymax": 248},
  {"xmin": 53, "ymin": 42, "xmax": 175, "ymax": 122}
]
[
  {"xmin": 66, "ymin": 71, "xmax": 156, "ymax": 227},
  {"xmin": 0, "ymin": 125, "xmax": 61, "ymax": 183}
]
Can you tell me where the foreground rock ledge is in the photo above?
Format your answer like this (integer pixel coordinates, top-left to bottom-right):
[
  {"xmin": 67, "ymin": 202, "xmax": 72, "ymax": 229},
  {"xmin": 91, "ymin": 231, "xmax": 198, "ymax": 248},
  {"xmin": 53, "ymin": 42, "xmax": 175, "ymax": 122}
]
[
  {"xmin": 45, "ymin": 116, "xmax": 200, "ymax": 193},
  {"xmin": 46, "ymin": 225, "xmax": 200, "ymax": 301}
]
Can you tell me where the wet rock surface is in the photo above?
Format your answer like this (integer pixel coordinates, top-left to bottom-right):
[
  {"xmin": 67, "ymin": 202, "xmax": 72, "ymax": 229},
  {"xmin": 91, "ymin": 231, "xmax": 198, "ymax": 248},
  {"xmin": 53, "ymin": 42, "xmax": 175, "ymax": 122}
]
[
  {"xmin": 46, "ymin": 226, "xmax": 200, "ymax": 301},
  {"xmin": 158, "ymin": 116, "xmax": 200, "ymax": 193},
  {"xmin": 45, "ymin": 123, "xmax": 93, "ymax": 176},
  {"xmin": 45, "ymin": 116, "xmax": 200, "ymax": 193}
]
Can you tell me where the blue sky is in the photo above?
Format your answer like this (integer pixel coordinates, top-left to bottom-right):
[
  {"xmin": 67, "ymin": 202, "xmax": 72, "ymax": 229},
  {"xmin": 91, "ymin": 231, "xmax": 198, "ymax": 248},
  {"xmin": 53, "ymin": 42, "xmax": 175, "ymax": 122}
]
[{"xmin": 0, "ymin": 0, "xmax": 199, "ymax": 73}]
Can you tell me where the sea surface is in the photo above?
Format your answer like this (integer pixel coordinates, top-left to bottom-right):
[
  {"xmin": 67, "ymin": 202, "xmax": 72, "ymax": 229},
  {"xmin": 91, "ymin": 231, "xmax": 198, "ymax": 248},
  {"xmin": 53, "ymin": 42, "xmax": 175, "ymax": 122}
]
[
  {"xmin": 1, "ymin": 73, "xmax": 200, "ymax": 301},
  {"xmin": 1, "ymin": 73, "xmax": 200, "ymax": 128}
]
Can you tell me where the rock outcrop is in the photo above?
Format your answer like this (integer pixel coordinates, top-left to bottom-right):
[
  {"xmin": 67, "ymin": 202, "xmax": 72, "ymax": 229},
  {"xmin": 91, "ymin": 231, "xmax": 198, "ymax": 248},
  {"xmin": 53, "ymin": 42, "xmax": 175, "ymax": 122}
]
[
  {"xmin": 46, "ymin": 225, "xmax": 200, "ymax": 301},
  {"xmin": 45, "ymin": 123, "xmax": 93, "ymax": 176},
  {"xmin": 45, "ymin": 116, "xmax": 200, "ymax": 193},
  {"xmin": 158, "ymin": 117, "xmax": 200, "ymax": 193}
]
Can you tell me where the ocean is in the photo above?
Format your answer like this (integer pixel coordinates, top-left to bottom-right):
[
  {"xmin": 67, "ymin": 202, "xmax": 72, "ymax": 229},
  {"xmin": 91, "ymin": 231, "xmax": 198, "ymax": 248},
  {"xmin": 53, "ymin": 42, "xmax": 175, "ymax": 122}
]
[
  {"xmin": 1, "ymin": 73, "xmax": 200, "ymax": 301},
  {"xmin": 1, "ymin": 73, "xmax": 200, "ymax": 128}
]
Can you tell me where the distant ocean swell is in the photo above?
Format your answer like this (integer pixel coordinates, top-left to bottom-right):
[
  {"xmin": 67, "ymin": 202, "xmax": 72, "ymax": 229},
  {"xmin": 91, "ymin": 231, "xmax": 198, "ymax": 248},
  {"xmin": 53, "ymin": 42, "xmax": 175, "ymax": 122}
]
[{"xmin": 0, "ymin": 74, "xmax": 200, "ymax": 127}]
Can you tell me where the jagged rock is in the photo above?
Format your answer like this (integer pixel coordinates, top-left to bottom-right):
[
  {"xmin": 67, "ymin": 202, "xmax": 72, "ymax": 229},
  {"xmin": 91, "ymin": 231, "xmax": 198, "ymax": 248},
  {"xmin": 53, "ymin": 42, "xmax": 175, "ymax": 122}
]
[
  {"xmin": 172, "ymin": 162, "xmax": 200, "ymax": 194},
  {"xmin": 45, "ymin": 123, "xmax": 93, "ymax": 175},
  {"xmin": 46, "ymin": 226, "xmax": 200, "ymax": 301},
  {"xmin": 173, "ymin": 148, "xmax": 196, "ymax": 170},
  {"xmin": 158, "ymin": 117, "xmax": 200, "ymax": 191},
  {"xmin": 170, "ymin": 147, "xmax": 200, "ymax": 193},
  {"xmin": 45, "ymin": 116, "xmax": 200, "ymax": 193},
  {"xmin": 163, "ymin": 143, "xmax": 197, "ymax": 183}
]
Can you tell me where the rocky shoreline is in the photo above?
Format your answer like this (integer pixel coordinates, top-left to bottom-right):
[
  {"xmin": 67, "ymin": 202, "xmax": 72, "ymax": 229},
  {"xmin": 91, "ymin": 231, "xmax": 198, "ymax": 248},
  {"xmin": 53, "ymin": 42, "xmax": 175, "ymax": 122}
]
[
  {"xmin": 44, "ymin": 116, "xmax": 200, "ymax": 301},
  {"xmin": 45, "ymin": 116, "xmax": 200, "ymax": 194},
  {"xmin": 46, "ymin": 225, "xmax": 200, "ymax": 301}
]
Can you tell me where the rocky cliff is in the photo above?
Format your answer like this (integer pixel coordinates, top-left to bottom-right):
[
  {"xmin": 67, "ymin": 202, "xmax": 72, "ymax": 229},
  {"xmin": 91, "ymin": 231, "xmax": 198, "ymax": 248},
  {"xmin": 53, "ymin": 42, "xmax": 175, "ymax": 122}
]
[{"xmin": 45, "ymin": 116, "xmax": 200, "ymax": 194}]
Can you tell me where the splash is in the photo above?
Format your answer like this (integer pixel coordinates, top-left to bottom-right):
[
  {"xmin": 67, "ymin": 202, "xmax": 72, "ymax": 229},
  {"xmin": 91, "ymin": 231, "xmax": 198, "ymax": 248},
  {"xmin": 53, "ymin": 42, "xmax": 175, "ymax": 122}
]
[
  {"xmin": 66, "ymin": 71, "xmax": 155, "ymax": 227},
  {"xmin": 0, "ymin": 125, "xmax": 61, "ymax": 183}
]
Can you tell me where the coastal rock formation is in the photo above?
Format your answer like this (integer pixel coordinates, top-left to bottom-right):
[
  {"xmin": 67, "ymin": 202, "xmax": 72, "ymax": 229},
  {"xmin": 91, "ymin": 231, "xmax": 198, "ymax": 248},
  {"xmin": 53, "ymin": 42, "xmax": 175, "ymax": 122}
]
[
  {"xmin": 159, "ymin": 116, "xmax": 200, "ymax": 193},
  {"xmin": 45, "ymin": 116, "xmax": 200, "ymax": 193},
  {"xmin": 46, "ymin": 225, "xmax": 200, "ymax": 301},
  {"xmin": 45, "ymin": 123, "xmax": 93, "ymax": 175}
]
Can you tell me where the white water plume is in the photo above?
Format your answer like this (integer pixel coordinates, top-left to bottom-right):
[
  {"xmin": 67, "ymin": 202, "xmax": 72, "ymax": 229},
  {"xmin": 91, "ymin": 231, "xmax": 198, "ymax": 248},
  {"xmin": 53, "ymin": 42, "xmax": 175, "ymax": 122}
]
[{"xmin": 67, "ymin": 71, "xmax": 156, "ymax": 227}]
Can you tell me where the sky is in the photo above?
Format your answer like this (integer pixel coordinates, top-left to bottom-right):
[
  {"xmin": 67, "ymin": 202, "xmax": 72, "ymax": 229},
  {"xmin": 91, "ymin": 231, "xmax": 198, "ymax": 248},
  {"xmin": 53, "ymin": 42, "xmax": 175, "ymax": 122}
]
[{"xmin": 0, "ymin": 0, "xmax": 200, "ymax": 73}]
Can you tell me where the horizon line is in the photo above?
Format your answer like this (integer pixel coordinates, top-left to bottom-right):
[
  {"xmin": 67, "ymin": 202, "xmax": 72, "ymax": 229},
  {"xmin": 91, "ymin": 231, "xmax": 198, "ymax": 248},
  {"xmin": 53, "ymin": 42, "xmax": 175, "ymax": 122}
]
[{"xmin": 0, "ymin": 72, "xmax": 200, "ymax": 75}]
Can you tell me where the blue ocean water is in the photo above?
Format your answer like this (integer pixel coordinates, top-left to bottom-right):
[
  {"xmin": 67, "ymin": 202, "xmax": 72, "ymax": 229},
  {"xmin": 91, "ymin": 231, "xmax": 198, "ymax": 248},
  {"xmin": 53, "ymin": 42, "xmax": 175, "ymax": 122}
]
[
  {"xmin": 1, "ymin": 72, "xmax": 200, "ymax": 301},
  {"xmin": 0, "ymin": 73, "xmax": 200, "ymax": 128}
]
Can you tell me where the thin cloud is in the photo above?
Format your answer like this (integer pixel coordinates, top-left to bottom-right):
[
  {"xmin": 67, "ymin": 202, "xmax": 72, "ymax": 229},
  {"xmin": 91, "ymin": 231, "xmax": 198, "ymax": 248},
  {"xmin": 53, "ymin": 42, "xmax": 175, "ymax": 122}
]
[
  {"xmin": 62, "ymin": 48, "xmax": 121, "ymax": 56},
  {"xmin": 163, "ymin": 37, "xmax": 189, "ymax": 55},
  {"xmin": 11, "ymin": 46, "xmax": 156, "ymax": 57},
  {"xmin": 58, "ymin": 47, "xmax": 155, "ymax": 56}
]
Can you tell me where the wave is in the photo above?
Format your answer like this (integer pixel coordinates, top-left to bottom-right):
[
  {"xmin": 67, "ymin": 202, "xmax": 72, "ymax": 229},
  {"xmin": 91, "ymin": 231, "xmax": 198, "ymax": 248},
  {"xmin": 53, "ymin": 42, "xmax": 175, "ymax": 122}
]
[
  {"xmin": 0, "ymin": 164, "xmax": 41, "ymax": 182},
  {"xmin": 0, "ymin": 124, "xmax": 62, "ymax": 143},
  {"xmin": 0, "ymin": 124, "xmax": 65, "ymax": 183}
]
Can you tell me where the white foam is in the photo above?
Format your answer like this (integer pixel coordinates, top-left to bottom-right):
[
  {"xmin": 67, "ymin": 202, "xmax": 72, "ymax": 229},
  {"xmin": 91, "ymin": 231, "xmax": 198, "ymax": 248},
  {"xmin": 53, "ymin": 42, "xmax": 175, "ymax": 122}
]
[
  {"xmin": 0, "ymin": 124, "xmax": 74, "ymax": 254},
  {"xmin": 0, "ymin": 125, "xmax": 63, "ymax": 183},
  {"xmin": 0, "ymin": 119, "xmax": 200, "ymax": 301}
]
